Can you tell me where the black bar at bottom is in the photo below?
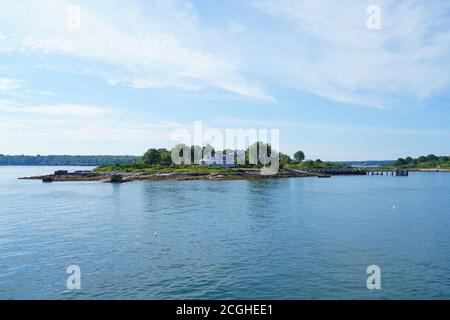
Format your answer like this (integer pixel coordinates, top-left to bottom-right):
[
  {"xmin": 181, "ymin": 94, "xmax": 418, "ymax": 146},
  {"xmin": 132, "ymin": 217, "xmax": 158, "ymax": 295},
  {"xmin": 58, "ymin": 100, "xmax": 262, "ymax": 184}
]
[{"xmin": 0, "ymin": 300, "xmax": 448, "ymax": 318}]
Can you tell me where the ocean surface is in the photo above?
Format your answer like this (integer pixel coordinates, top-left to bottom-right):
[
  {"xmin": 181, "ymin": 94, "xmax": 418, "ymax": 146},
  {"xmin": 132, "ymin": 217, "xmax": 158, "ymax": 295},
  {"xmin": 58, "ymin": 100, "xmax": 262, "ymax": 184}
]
[{"xmin": 0, "ymin": 166, "xmax": 449, "ymax": 299}]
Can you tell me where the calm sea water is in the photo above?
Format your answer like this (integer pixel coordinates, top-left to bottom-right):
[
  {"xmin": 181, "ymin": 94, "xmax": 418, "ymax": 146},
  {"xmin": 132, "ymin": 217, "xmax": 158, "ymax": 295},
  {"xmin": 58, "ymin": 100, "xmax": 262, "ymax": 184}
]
[{"xmin": 0, "ymin": 166, "xmax": 449, "ymax": 299}]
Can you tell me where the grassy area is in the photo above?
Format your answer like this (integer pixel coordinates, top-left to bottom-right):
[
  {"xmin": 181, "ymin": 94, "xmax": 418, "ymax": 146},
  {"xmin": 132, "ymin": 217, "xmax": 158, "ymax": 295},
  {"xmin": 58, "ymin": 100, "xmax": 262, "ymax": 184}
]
[
  {"xmin": 94, "ymin": 160, "xmax": 348, "ymax": 173},
  {"xmin": 284, "ymin": 160, "xmax": 349, "ymax": 170},
  {"xmin": 94, "ymin": 163, "xmax": 262, "ymax": 173}
]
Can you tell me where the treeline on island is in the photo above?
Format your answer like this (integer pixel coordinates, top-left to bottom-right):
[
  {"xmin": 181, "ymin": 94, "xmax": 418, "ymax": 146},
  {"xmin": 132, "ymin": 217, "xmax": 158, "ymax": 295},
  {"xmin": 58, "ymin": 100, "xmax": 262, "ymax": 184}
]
[
  {"xmin": 0, "ymin": 154, "xmax": 140, "ymax": 166},
  {"xmin": 95, "ymin": 142, "xmax": 348, "ymax": 173},
  {"xmin": 391, "ymin": 154, "xmax": 450, "ymax": 169}
]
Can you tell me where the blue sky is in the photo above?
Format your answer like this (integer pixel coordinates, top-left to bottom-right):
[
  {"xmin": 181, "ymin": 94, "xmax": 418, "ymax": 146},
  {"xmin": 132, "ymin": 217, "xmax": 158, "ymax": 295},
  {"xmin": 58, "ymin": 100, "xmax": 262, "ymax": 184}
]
[{"xmin": 0, "ymin": 0, "xmax": 449, "ymax": 160}]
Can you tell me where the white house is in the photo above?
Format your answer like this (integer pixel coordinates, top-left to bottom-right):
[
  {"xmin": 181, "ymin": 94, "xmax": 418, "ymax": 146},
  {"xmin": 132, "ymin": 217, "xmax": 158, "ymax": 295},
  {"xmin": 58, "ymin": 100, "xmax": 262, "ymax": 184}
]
[{"xmin": 201, "ymin": 153, "xmax": 235, "ymax": 168}]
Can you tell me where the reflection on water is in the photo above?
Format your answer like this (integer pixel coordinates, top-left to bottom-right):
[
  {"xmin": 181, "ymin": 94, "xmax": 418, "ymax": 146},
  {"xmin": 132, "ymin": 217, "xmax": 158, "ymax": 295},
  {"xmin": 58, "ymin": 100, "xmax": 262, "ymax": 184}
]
[{"xmin": 0, "ymin": 167, "xmax": 450, "ymax": 299}]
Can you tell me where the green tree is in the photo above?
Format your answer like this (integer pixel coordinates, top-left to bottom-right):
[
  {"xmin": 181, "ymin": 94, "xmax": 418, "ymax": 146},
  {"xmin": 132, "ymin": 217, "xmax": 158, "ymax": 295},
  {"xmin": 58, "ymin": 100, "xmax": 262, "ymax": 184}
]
[
  {"xmin": 158, "ymin": 148, "xmax": 172, "ymax": 165},
  {"xmin": 142, "ymin": 149, "xmax": 161, "ymax": 165},
  {"xmin": 294, "ymin": 150, "xmax": 305, "ymax": 162},
  {"xmin": 303, "ymin": 160, "xmax": 314, "ymax": 168},
  {"xmin": 418, "ymin": 156, "xmax": 428, "ymax": 163},
  {"xmin": 279, "ymin": 153, "xmax": 292, "ymax": 168},
  {"xmin": 246, "ymin": 141, "xmax": 272, "ymax": 166}
]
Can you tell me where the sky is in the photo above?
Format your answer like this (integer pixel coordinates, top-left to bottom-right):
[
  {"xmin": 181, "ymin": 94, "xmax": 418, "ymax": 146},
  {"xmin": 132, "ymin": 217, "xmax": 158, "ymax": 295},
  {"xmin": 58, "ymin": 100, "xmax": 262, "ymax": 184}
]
[{"xmin": 0, "ymin": 0, "xmax": 450, "ymax": 160}]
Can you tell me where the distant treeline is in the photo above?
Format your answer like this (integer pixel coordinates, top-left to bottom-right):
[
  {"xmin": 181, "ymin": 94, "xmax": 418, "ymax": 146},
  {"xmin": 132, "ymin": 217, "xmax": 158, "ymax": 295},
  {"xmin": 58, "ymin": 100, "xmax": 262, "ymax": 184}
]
[
  {"xmin": 0, "ymin": 155, "xmax": 140, "ymax": 166},
  {"xmin": 393, "ymin": 154, "xmax": 450, "ymax": 168},
  {"xmin": 333, "ymin": 160, "xmax": 395, "ymax": 167}
]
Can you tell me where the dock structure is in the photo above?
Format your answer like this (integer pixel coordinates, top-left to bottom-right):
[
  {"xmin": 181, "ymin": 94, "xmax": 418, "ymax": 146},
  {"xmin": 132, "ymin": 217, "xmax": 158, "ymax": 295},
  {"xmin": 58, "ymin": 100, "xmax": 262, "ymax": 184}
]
[
  {"xmin": 304, "ymin": 168, "xmax": 409, "ymax": 176},
  {"xmin": 366, "ymin": 168, "xmax": 409, "ymax": 176}
]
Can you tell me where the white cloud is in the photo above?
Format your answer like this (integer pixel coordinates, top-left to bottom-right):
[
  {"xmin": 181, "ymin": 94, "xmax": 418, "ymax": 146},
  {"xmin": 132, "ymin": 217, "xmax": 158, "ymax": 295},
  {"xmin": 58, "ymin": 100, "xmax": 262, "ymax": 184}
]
[
  {"xmin": 0, "ymin": 77, "xmax": 22, "ymax": 91},
  {"xmin": 0, "ymin": 115, "xmax": 189, "ymax": 155},
  {"xmin": 211, "ymin": 116, "xmax": 450, "ymax": 137},
  {"xmin": 249, "ymin": 0, "xmax": 450, "ymax": 107},
  {"xmin": 0, "ymin": 101, "xmax": 109, "ymax": 118},
  {"xmin": 1, "ymin": 0, "xmax": 449, "ymax": 108},
  {"xmin": 26, "ymin": 104, "xmax": 109, "ymax": 118},
  {"xmin": 0, "ymin": 0, "xmax": 274, "ymax": 101},
  {"xmin": 56, "ymin": 120, "xmax": 188, "ymax": 142}
]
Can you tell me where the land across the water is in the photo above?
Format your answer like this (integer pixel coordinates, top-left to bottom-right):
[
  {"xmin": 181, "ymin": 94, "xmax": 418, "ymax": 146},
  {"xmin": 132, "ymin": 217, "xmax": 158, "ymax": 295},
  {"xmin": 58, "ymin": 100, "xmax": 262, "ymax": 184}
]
[{"xmin": 407, "ymin": 168, "xmax": 450, "ymax": 172}]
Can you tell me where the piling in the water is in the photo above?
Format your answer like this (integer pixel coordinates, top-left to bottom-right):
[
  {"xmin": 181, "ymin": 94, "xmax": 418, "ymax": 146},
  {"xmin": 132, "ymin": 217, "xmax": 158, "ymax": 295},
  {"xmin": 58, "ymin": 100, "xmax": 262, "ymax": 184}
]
[{"xmin": 395, "ymin": 169, "xmax": 409, "ymax": 176}]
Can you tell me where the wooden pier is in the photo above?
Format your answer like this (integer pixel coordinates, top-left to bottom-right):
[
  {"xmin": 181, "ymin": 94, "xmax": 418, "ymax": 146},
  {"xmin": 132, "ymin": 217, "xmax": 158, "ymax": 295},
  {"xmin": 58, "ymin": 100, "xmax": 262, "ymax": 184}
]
[{"xmin": 303, "ymin": 168, "xmax": 409, "ymax": 176}]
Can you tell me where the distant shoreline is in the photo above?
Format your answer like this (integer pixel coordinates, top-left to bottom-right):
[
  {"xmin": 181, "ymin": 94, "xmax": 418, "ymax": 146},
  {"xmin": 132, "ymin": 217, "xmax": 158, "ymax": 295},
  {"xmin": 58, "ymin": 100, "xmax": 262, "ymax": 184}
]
[
  {"xmin": 409, "ymin": 168, "xmax": 450, "ymax": 172},
  {"xmin": 0, "ymin": 164, "xmax": 95, "ymax": 167},
  {"xmin": 0, "ymin": 155, "xmax": 139, "ymax": 167}
]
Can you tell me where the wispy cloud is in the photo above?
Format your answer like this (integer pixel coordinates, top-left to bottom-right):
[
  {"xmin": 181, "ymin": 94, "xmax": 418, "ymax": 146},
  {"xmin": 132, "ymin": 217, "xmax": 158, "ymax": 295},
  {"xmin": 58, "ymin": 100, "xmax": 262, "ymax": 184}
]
[
  {"xmin": 212, "ymin": 116, "xmax": 450, "ymax": 137},
  {"xmin": 0, "ymin": 0, "xmax": 274, "ymax": 101},
  {"xmin": 0, "ymin": 101, "xmax": 109, "ymax": 118},
  {"xmin": 249, "ymin": 0, "xmax": 450, "ymax": 107},
  {"xmin": 3, "ymin": 0, "xmax": 448, "ymax": 107},
  {"xmin": 0, "ymin": 115, "xmax": 188, "ymax": 154},
  {"xmin": 0, "ymin": 77, "xmax": 22, "ymax": 91}
]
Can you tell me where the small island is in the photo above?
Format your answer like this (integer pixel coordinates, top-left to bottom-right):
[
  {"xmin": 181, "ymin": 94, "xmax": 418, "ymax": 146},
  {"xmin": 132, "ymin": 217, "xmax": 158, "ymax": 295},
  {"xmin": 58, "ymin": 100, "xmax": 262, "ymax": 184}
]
[
  {"xmin": 18, "ymin": 145, "xmax": 448, "ymax": 183},
  {"xmin": 19, "ymin": 142, "xmax": 347, "ymax": 182}
]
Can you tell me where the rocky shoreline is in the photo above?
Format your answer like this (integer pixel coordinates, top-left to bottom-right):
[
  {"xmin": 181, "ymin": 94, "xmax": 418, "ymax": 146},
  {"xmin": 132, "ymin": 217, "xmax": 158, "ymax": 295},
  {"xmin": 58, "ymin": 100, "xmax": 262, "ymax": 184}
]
[{"xmin": 19, "ymin": 169, "xmax": 327, "ymax": 183}]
